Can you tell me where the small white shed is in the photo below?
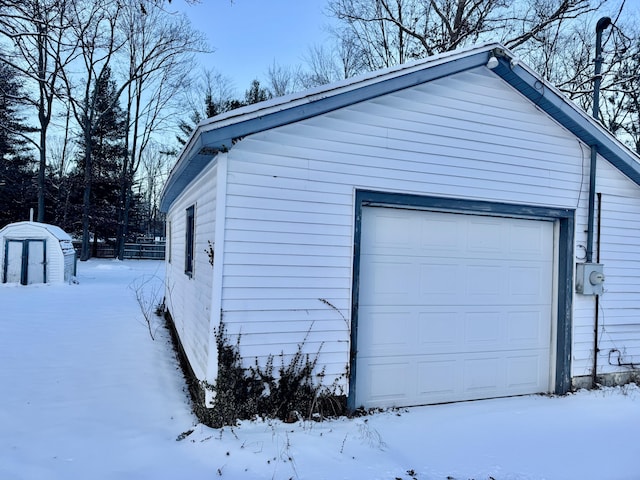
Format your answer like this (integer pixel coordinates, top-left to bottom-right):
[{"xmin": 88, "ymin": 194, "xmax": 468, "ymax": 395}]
[{"xmin": 0, "ymin": 221, "xmax": 76, "ymax": 285}]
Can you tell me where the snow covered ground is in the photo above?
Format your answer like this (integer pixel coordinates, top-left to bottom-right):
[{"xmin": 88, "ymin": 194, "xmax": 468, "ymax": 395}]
[{"xmin": 1, "ymin": 259, "xmax": 639, "ymax": 480}]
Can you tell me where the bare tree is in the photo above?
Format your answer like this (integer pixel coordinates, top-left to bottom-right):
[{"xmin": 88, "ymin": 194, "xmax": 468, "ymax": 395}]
[
  {"xmin": 0, "ymin": 0, "xmax": 76, "ymax": 222},
  {"xmin": 512, "ymin": 3, "xmax": 640, "ymax": 156},
  {"xmin": 329, "ymin": 0, "xmax": 426, "ymax": 68},
  {"xmin": 60, "ymin": 0, "xmax": 129, "ymax": 261},
  {"xmin": 115, "ymin": 0, "xmax": 206, "ymax": 259},
  {"xmin": 200, "ymin": 68, "xmax": 239, "ymax": 116},
  {"xmin": 597, "ymin": 19, "xmax": 640, "ymax": 153},
  {"xmin": 295, "ymin": 34, "xmax": 368, "ymax": 89},
  {"xmin": 139, "ymin": 141, "xmax": 172, "ymax": 239},
  {"xmin": 129, "ymin": 271, "xmax": 164, "ymax": 341},
  {"xmin": 175, "ymin": 68, "xmax": 242, "ymax": 146},
  {"xmin": 60, "ymin": 0, "xmax": 205, "ymax": 261},
  {"xmin": 328, "ymin": 0, "xmax": 605, "ymax": 70},
  {"xmin": 47, "ymin": 114, "xmax": 76, "ymax": 230},
  {"xmin": 299, "ymin": 45, "xmax": 344, "ymax": 88},
  {"xmin": 266, "ymin": 61, "xmax": 302, "ymax": 97}
]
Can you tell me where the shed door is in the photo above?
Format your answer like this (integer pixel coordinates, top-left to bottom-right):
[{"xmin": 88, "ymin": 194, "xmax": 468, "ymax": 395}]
[
  {"xmin": 355, "ymin": 207, "xmax": 555, "ymax": 409},
  {"xmin": 2, "ymin": 239, "xmax": 46, "ymax": 285},
  {"xmin": 4, "ymin": 240, "xmax": 23, "ymax": 283},
  {"xmin": 26, "ymin": 240, "xmax": 46, "ymax": 284}
]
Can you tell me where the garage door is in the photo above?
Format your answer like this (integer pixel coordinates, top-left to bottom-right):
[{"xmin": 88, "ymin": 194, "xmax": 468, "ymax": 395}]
[{"xmin": 355, "ymin": 206, "xmax": 555, "ymax": 409}]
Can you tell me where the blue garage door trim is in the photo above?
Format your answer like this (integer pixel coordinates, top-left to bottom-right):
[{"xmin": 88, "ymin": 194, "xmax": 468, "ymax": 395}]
[{"xmin": 348, "ymin": 190, "xmax": 575, "ymax": 411}]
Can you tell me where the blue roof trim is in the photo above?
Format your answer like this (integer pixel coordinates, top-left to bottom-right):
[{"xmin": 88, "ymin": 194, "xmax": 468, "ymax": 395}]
[
  {"xmin": 159, "ymin": 51, "xmax": 493, "ymax": 212},
  {"xmin": 492, "ymin": 57, "xmax": 640, "ymax": 185},
  {"xmin": 160, "ymin": 45, "xmax": 640, "ymax": 212}
]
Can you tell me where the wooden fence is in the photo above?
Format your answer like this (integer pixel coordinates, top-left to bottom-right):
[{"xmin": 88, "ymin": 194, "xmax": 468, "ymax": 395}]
[{"xmin": 75, "ymin": 243, "xmax": 165, "ymax": 260}]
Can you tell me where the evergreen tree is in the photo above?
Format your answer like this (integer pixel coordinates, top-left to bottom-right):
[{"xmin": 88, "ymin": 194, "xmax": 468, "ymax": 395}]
[
  {"xmin": 244, "ymin": 79, "xmax": 271, "ymax": 105},
  {"xmin": 0, "ymin": 62, "xmax": 36, "ymax": 227},
  {"xmin": 71, "ymin": 67, "xmax": 127, "ymax": 254},
  {"xmin": 176, "ymin": 79, "xmax": 269, "ymax": 147},
  {"xmin": 175, "ymin": 109, "xmax": 203, "ymax": 147}
]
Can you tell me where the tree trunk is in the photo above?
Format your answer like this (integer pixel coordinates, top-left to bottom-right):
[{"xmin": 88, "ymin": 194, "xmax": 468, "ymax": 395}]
[
  {"xmin": 92, "ymin": 226, "xmax": 98, "ymax": 257},
  {"xmin": 117, "ymin": 78, "xmax": 141, "ymax": 260},
  {"xmin": 120, "ymin": 183, "xmax": 133, "ymax": 258},
  {"xmin": 80, "ymin": 128, "xmax": 93, "ymax": 261},
  {"xmin": 36, "ymin": 25, "xmax": 47, "ymax": 223},
  {"xmin": 37, "ymin": 128, "xmax": 47, "ymax": 223}
]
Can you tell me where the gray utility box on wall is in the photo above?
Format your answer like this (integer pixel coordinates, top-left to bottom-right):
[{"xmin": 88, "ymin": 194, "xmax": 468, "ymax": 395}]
[{"xmin": 576, "ymin": 263, "xmax": 605, "ymax": 295}]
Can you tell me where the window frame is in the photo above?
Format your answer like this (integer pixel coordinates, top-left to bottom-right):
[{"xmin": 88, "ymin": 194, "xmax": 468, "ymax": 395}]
[{"xmin": 185, "ymin": 205, "xmax": 195, "ymax": 277}]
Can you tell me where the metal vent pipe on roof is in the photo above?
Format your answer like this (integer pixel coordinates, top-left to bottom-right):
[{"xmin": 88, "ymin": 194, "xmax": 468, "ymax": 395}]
[
  {"xmin": 586, "ymin": 17, "xmax": 612, "ymax": 264},
  {"xmin": 588, "ymin": 17, "xmax": 612, "ymax": 388}
]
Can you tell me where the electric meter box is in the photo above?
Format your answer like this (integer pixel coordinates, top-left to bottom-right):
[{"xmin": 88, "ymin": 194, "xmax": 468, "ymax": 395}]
[{"xmin": 576, "ymin": 263, "xmax": 605, "ymax": 295}]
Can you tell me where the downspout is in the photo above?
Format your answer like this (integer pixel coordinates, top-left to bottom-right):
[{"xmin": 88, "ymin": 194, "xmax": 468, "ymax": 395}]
[
  {"xmin": 592, "ymin": 192, "xmax": 602, "ymax": 386},
  {"xmin": 589, "ymin": 17, "xmax": 612, "ymax": 387}
]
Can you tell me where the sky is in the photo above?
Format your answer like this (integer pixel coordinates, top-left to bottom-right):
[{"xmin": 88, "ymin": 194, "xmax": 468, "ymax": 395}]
[{"xmin": 174, "ymin": 0, "xmax": 334, "ymax": 93}]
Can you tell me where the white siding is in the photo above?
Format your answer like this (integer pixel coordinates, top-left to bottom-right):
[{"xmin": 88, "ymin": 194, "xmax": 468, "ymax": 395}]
[
  {"xmin": 165, "ymin": 160, "xmax": 217, "ymax": 381},
  {"xmin": 572, "ymin": 158, "xmax": 640, "ymax": 377},
  {"xmin": 221, "ymin": 67, "xmax": 587, "ymax": 386}
]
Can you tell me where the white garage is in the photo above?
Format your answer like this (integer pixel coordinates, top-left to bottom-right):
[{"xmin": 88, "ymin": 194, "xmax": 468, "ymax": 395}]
[
  {"xmin": 160, "ymin": 42, "xmax": 640, "ymax": 422},
  {"xmin": 355, "ymin": 206, "xmax": 557, "ymax": 408}
]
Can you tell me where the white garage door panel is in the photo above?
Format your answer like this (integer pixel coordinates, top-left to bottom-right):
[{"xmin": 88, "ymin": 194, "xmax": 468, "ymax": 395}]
[
  {"xmin": 362, "ymin": 261, "xmax": 551, "ymax": 306},
  {"xmin": 358, "ymin": 350, "xmax": 549, "ymax": 406},
  {"xmin": 360, "ymin": 359, "xmax": 412, "ymax": 404},
  {"xmin": 356, "ymin": 207, "xmax": 554, "ymax": 409},
  {"xmin": 359, "ymin": 306, "xmax": 549, "ymax": 356}
]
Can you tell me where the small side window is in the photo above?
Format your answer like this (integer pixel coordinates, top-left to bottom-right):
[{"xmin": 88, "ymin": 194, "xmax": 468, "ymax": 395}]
[{"xmin": 185, "ymin": 206, "xmax": 195, "ymax": 276}]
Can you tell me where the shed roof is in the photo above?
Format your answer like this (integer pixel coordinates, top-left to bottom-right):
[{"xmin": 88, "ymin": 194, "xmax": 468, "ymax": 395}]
[
  {"xmin": 0, "ymin": 221, "xmax": 73, "ymax": 242},
  {"xmin": 160, "ymin": 42, "xmax": 640, "ymax": 212}
]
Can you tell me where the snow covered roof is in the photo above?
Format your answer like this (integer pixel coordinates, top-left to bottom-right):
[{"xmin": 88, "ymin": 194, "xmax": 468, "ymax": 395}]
[
  {"xmin": 160, "ymin": 42, "xmax": 640, "ymax": 212},
  {"xmin": 0, "ymin": 221, "xmax": 73, "ymax": 242}
]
